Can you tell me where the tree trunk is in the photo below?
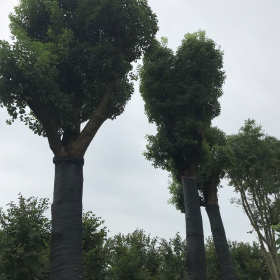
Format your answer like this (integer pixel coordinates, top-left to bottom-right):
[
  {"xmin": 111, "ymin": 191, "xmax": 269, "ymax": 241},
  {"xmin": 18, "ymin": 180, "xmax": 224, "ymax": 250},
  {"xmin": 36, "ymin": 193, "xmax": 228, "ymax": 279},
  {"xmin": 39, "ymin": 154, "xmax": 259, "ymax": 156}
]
[
  {"xmin": 182, "ymin": 177, "xmax": 207, "ymax": 280},
  {"xmin": 261, "ymin": 247, "xmax": 280, "ymax": 280},
  {"xmin": 50, "ymin": 157, "xmax": 84, "ymax": 279},
  {"xmin": 206, "ymin": 204, "xmax": 237, "ymax": 280}
]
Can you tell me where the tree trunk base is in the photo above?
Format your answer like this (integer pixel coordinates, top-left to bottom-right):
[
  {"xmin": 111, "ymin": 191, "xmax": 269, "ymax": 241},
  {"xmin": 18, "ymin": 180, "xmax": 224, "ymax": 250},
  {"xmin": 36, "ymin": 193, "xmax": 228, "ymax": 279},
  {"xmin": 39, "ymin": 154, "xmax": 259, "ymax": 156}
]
[{"xmin": 50, "ymin": 156, "xmax": 84, "ymax": 279}]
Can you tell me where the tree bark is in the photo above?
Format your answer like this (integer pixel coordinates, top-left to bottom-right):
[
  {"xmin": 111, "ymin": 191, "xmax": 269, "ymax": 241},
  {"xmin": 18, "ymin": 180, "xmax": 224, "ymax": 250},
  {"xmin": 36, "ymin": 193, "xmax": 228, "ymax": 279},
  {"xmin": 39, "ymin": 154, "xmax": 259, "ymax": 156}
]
[
  {"xmin": 182, "ymin": 177, "xmax": 207, "ymax": 280},
  {"xmin": 50, "ymin": 156, "xmax": 84, "ymax": 279},
  {"xmin": 206, "ymin": 204, "xmax": 237, "ymax": 280},
  {"xmin": 261, "ymin": 247, "xmax": 280, "ymax": 280}
]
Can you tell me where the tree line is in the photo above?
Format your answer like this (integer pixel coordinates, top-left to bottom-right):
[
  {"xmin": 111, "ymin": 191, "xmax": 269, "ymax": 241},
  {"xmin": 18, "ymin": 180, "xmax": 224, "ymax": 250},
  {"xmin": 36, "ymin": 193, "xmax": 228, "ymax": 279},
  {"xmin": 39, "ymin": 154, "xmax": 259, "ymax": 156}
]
[
  {"xmin": 0, "ymin": 195, "xmax": 272, "ymax": 280},
  {"xmin": 0, "ymin": 0, "xmax": 279, "ymax": 279}
]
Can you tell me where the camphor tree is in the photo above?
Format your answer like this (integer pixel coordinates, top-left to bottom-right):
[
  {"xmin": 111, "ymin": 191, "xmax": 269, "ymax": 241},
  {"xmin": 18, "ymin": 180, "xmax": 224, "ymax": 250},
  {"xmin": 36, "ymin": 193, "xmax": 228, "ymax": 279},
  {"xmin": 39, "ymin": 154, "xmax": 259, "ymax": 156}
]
[
  {"xmin": 139, "ymin": 31, "xmax": 226, "ymax": 279},
  {"xmin": 0, "ymin": 0, "xmax": 158, "ymax": 278},
  {"xmin": 227, "ymin": 120, "xmax": 280, "ymax": 280},
  {"xmin": 168, "ymin": 126, "xmax": 237, "ymax": 280}
]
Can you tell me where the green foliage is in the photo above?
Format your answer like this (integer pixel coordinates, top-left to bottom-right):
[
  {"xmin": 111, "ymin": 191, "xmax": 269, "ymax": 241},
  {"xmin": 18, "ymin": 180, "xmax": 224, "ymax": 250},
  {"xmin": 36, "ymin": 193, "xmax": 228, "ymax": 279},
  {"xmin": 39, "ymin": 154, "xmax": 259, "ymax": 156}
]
[
  {"xmin": 0, "ymin": 195, "xmax": 272, "ymax": 279},
  {"xmin": 0, "ymin": 195, "xmax": 109, "ymax": 280},
  {"xmin": 227, "ymin": 119, "xmax": 280, "ymax": 279},
  {"xmin": 230, "ymin": 241, "xmax": 270, "ymax": 280},
  {"xmin": 168, "ymin": 126, "xmax": 233, "ymax": 212},
  {"xmin": 82, "ymin": 212, "xmax": 109, "ymax": 280},
  {"xmin": 106, "ymin": 230, "xmax": 160, "ymax": 279},
  {"xmin": 0, "ymin": 194, "xmax": 50, "ymax": 280},
  {"xmin": 139, "ymin": 30, "xmax": 225, "ymax": 177},
  {"xmin": 105, "ymin": 230, "xmax": 187, "ymax": 280},
  {"xmin": 0, "ymin": 0, "xmax": 158, "ymax": 136},
  {"xmin": 168, "ymin": 175, "xmax": 185, "ymax": 213},
  {"xmin": 157, "ymin": 233, "xmax": 187, "ymax": 280},
  {"xmin": 227, "ymin": 119, "xmax": 280, "ymax": 228},
  {"xmin": 205, "ymin": 238, "xmax": 270, "ymax": 280}
]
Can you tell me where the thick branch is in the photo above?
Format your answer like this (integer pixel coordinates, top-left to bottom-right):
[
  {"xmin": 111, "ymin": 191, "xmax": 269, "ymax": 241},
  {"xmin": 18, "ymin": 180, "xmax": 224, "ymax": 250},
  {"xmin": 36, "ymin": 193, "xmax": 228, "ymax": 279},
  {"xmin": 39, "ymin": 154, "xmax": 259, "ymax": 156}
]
[
  {"xmin": 72, "ymin": 81, "xmax": 117, "ymax": 156},
  {"xmin": 27, "ymin": 100, "xmax": 62, "ymax": 156},
  {"xmin": 205, "ymin": 170, "xmax": 220, "ymax": 206}
]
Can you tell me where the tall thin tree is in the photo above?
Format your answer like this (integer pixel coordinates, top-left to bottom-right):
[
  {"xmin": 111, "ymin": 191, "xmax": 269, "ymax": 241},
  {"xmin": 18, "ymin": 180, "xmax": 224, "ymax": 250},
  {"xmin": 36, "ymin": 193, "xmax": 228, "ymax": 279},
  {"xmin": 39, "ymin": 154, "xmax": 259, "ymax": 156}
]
[
  {"xmin": 139, "ymin": 31, "xmax": 225, "ymax": 279},
  {"xmin": 169, "ymin": 127, "xmax": 237, "ymax": 280}
]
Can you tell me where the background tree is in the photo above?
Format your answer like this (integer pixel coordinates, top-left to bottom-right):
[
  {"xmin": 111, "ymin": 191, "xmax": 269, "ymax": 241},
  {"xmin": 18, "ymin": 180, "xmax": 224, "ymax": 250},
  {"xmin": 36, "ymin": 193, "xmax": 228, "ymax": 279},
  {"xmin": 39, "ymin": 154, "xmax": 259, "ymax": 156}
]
[
  {"xmin": 0, "ymin": 0, "xmax": 158, "ymax": 277},
  {"xmin": 0, "ymin": 194, "xmax": 50, "ymax": 280},
  {"xmin": 139, "ymin": 31, "xmax": 226, "ymax": 279},
  {"xmin": 205, "ymin": 238, "xmax": 270, "ymax": 280},
  {"xmin": 156, "ymin": 233, "xmax": 187, "ymax": 280},
  {"xmin": 0, "ymin": 195, "xmax": 270, "ymax": 280},
  {"xmin": 106, "ymin": 230, "xmax": 160, "ymax": 280},
  {"xmin": 0, "ymin": 195, "xmax": 111, "ymax": 280},
  {"xmin": 106, "ymin": 230, "xmax": 187, "ymax": 280},
  {"xmin": 82, "ymin": 211, "xmax": 109, "ymax": 280},
  {"xmin": 227, "ymin": 119, "xmax": 280, "ymax": 280}
]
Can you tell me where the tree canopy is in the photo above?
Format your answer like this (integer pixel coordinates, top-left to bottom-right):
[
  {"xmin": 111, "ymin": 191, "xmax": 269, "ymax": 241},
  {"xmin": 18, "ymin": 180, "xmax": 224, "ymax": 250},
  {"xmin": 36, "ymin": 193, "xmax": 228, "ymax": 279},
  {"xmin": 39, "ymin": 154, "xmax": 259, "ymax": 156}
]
[
  {"xmin": 0, "ymin": 0, "xmax": 158, "ymax": 156},
  {"xmin": 139, "ymin": 31, "xmax": 225, "ymax": 178},
  {"xmin": 227, "ymin": 119, "xmax": 280, "ymax": 280}
]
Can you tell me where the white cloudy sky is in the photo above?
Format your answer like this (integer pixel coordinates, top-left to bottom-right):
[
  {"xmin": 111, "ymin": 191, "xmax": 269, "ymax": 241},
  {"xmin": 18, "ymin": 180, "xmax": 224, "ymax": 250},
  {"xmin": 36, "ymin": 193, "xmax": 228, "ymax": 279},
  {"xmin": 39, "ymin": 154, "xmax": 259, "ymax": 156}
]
[{"xmin": 1, "ymin": 0, "xmax": 280, "ymax": 244}]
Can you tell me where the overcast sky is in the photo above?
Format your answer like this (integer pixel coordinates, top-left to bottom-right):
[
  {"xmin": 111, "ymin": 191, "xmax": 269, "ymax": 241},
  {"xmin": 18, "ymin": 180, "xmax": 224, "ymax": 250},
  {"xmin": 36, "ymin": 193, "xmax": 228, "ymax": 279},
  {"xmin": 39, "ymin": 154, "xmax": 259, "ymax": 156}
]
[{"xmin": 1, "ymin": 0, "xmax": 280, "ymax": 244}]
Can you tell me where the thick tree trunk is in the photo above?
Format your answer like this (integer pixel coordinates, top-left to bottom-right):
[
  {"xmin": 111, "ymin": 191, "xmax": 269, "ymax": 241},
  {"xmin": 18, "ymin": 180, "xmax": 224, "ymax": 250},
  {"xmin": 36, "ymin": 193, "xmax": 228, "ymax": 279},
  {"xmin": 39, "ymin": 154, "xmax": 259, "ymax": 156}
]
[
  {"xmin": 206, "ymin": 204, "xmax": 237, "ymax": 280},
  {"xmin": 182, "ymin": 177, "xmax": 207, "ymax": 280},
  {"xmin": 50, "ymin": 157, "xmax": 84, "ymax": 279}
]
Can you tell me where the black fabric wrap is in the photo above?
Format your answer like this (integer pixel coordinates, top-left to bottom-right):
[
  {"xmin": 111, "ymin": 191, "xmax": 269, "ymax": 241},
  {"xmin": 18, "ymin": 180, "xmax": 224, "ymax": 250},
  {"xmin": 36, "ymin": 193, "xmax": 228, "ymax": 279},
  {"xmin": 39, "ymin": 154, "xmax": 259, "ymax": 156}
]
[
  {"xmin": 182, "ymin": 177, "xmax": 207, "ymax": 280},
  {"xmin": 206, "ymin": 204, "xmax": 237, "ymax": 280},
  {"xmin": 50, "ymin": 156, "xmax": 84, "ymax": 279}
]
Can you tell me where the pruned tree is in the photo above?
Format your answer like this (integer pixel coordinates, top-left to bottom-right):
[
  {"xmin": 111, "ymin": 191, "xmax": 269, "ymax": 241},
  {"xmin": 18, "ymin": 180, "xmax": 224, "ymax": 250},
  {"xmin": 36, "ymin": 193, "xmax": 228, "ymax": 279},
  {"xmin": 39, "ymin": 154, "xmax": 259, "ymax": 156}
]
[
  {"xmin": 139, "ymin": 31, "xmax": 226, "ymax": 279},
  {"xmin": 227, "ymin": 119, "xmax": 280, "ymax": 280},
  {"xmin": 0, "ymin": 0, "xmax": 158, "ymax": 278},
  {"xmin": 168, "ymin": 126, "xmax": 237, "ymax": 279}
]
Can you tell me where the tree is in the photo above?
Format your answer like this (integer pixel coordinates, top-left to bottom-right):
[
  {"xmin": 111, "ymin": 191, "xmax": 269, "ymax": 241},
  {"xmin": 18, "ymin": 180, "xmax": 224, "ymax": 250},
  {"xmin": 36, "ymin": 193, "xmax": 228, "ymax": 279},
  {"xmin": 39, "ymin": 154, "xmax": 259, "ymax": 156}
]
[
  {"xmin": 227, "ymin": 119, "xmax": 280, "ymax": 280},
  {"xmin": 168, "ymin": 126, "xmax": 237, "ymax": 280},
  {"xmin": 0, "ymin": 0, "xmax": 158, "ymax": 278},
  {"xmin": 106, "ymin": 230, "xmax": 161, "ymax": 280},
  {"xmin": 0, "ymin": 194, "xmax": 50, "ymax": 280},
  {"xmin": 139, "ymin": 31, "xmax": 225, "ymax": 279},
  {"xmin": 82, "ymin": 212, "xmax": 110, "ymax": 280},
  {"xmin": 157, "ymin": 233, "xmax": 188, "ymax": 280}
]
